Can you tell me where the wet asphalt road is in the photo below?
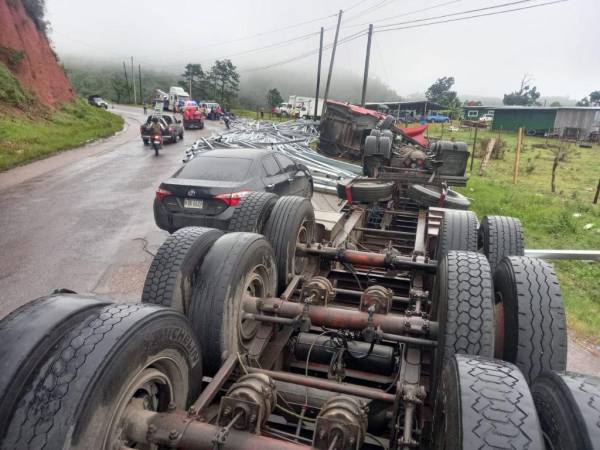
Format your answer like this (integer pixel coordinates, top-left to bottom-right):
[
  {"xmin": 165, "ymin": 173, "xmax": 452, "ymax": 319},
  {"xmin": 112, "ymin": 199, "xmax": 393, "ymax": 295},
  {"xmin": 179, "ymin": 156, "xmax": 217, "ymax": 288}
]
[
  {"xmin": 0, "ymin": 105, "xmax": 598, "ymax": 376},
  {"xmin": 0, "ymin": 105, "xmax": 223, "ymax": 316}
]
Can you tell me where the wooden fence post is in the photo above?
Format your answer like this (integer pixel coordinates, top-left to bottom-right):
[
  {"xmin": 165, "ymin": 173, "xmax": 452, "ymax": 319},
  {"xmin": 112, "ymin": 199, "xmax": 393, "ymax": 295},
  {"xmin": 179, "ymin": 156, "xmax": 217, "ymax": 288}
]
[
  {"xmin": 594, "ymin": 178, "xmax": 600, "ymax": 204},
  {"xmin": 513, "ymin": 127, "xmax": 523, "ymax": 184}
]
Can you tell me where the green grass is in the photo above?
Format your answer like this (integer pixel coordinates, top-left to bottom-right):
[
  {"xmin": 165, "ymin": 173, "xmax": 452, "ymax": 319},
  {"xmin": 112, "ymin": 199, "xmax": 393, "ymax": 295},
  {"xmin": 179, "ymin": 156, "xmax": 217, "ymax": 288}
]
[
  {"xmin": 0, "ymin": 97, "xmax": 123, "ymax": 171},
  {"xmin": 231, "ymin": 107, "xmax": 290, "ymax": 123},
  {"xmin": 0, "ymin": 60, "xmax": 32, "ymax": 107},
  {"xmin": 425, "ymin": 122, "xmax": 600, "ymax": 342}
]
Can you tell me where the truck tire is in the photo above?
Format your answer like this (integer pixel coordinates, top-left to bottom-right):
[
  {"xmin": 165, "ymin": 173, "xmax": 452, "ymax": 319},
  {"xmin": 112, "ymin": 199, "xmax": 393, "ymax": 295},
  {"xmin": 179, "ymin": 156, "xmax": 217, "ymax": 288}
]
[
  {"xmin": 378, "ymin": 136, "xmax": 392, "ymax": 160},
  {"xmin": 1, "ymin": 304, "xmax": 202, "ymax": 450},
  {"xmin": 433, "ymin": 251, "xmax": 494, "ymax": 388},
  {"xmin": 478, "ymin": 215, "xmax": 524, "ymax": 272},
  {"xmin": 0, "ymin": 293, "xmax": 111, "ymax": 442},
  {"xmin": 228, "ymin": 192, "xmax": 278, "ymax": 233},
  {"xmin": 380, "ymin": 115, "xmax": 395, "ymax": 130},
  {"xmin": 531, "ymin": 371, "xmax": 600, "ymax": 450},
  {"xmin": 364, "ymin": 135, "xmax": 378, "ymax": 156},
  {"xmin": 407, "ymin": 184, "xmax": 470, "ymax": 210},
  {"xmin": 190, "ymin": 233, "xmax": 277, "ymax": 374},
  {"xmin": 141, "ymin": 227, "xmax": 223, "ymax": 313},
  {"xmin": 263, "ymin": 196, "xmax": 316, "ymax": 294},
  {"xmin": 433, "ymin": 355, "xmax": 544, "ymax": 450},
  {"xmin": 494, "ymin": 256, "xmax": 567, "ymax": 383},
  {"xmin": 346, "ymin": 180, "xmax": 394, "ymax": 203},
  {"xmin": 436, "ymin": 210, "xmax": 478, "ymax": 259}
]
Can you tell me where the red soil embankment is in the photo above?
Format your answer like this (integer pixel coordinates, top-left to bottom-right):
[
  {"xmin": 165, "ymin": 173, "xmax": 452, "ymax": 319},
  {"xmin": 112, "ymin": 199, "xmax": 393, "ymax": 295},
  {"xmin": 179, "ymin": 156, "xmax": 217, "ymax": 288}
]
[{"xmin": 0, "ymin": 0, "xmax": 75, "ymax": 107}]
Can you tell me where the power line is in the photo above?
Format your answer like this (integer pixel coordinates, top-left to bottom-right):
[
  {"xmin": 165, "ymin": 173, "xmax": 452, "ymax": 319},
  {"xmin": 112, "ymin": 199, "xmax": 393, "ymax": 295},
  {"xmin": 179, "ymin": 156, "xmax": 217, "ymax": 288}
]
[
  {"xmin": 375, "ymin": 0, "xmax": 545, "ymax": 30},
  {"xmin": 241, "ymin": 30, "xmax": 367, "ymax": 73},
  {"xmin": 137, "ymin": 11, "xmax": 339, "ymax": 59},
  {"xmin": 375, "ymin": 0, "xmax": 567, "ymax": 33},
  {"xmin": 343, "ymin": 0, "xmax": 466, "ymax": 29}
]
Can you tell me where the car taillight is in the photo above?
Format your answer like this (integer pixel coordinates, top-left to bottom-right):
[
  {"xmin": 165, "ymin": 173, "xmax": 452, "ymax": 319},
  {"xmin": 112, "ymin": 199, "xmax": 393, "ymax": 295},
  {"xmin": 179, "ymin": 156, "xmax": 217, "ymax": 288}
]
[
  {"xmin": 155, "ymin": 187, "xmax": 172, "ymax": 202},
  {"xmin": 214, "ymin": 190, "xmax": 252, "ymax": 207}
]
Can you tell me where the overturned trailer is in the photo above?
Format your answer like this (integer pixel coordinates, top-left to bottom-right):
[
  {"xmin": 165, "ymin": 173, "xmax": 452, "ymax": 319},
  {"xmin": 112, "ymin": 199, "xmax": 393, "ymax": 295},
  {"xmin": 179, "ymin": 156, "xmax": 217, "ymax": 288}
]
[
  {"xmin": 1, "ymin": 126, "xmax": 599, "ymax": 449},
  {"xmin": 319, "ymin": 101, "xmax": 429, "ymax": 159}
]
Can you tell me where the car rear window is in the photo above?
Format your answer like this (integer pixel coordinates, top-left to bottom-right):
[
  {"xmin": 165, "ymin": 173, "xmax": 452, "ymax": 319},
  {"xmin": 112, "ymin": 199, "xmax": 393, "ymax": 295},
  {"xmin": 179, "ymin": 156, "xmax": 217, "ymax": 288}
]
[{"xmin": 176, "ymin": 157, "xmax": 253, "ymax": 181}]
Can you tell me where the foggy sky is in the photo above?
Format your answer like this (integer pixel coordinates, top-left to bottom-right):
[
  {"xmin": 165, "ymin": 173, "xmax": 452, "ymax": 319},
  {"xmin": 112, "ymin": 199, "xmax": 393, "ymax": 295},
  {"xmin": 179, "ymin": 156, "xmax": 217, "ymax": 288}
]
[{"xmin": 46, "ymin": 0, "xmax": 600, "ymax": 101}]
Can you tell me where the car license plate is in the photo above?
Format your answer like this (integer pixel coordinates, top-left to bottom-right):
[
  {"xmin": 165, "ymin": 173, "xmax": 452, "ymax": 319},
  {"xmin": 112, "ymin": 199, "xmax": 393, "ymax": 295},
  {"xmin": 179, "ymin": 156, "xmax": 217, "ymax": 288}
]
[{"xmin": 184, "ymin": 198, "xmax": 203, "ymax": 209}]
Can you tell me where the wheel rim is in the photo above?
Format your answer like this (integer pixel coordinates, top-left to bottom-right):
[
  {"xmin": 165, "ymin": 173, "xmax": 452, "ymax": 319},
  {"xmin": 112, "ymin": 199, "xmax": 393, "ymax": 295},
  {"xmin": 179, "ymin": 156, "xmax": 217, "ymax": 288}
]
[
  {"xmin": 293, "ymin": 219, "xmax": 314, "ymax": 278},
  {"xmin": 239, "ymin": 264, "xmax": 270, "ymax": 345},
  {"xmin": 104, "ymin": 357, "xmax": 185, "ymax": 450}
]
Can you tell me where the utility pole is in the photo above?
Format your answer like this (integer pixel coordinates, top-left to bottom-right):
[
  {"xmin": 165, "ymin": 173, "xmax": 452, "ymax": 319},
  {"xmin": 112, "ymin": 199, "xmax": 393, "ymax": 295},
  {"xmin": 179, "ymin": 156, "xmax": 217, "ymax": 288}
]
[
  {"xmin": 138, "ymin": 65, "xmax": 143, "ymax": 105},
  {"xmin": 123, "ymin": 61, "xmax": 131, "ymax": 104},
  {"xmin": 131, "ymin": 56, "xmax": 137, "ymax": 104},
  {"xmin": 313, "ymin": 27, "xmax": 324, "ymax": 119},
  {"xmin": 360, "ymin": 24, "xmax": 373, "ymax": 107},
  {"xmin": 322, "ymin": 9, "xmax": 342, "ymax": 112}
]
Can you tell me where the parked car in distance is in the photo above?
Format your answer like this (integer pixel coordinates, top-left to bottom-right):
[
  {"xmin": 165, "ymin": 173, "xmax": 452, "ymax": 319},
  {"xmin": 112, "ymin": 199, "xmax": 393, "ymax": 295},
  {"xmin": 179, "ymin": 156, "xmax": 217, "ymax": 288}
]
[
  {"xmin": 479, "ymin": 113, "xmax": 494, "ymax": 122},
  {"xmin": 140, "ymin": 114, "xmax": 184, "ymax": 144},
  {"xmin": 154, "ymin": 148, "xmax": 313, "ymax": 232},
  {"xmin": 426, "ymin": 113, "xmax": 450, "ymax": 123},
  {"xmin": 87, "ymin": 95, "xmax": 108, "ymax": 109}
]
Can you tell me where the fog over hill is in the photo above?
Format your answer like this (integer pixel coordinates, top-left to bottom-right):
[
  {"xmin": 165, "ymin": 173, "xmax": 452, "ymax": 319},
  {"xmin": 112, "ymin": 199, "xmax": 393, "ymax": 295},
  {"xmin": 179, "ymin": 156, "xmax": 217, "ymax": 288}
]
[{"xmin": 62, "ymin": 56, "xmax": 401, "ymax": 107}]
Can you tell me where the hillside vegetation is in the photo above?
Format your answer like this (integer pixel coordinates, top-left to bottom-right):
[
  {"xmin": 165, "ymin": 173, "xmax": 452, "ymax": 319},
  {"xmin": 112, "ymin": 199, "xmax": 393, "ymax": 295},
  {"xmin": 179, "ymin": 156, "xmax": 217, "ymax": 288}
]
[{"xmin": 0, "ymin": 62, "xmax": 123, "ymax": 171}]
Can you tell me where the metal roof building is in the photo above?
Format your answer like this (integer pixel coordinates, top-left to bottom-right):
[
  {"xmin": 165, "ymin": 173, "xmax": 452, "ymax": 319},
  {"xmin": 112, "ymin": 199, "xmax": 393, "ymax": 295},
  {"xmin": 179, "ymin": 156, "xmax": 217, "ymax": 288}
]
[{"xmin": 462, "ymin": 105, "xmax": 600, "ymax": 139}]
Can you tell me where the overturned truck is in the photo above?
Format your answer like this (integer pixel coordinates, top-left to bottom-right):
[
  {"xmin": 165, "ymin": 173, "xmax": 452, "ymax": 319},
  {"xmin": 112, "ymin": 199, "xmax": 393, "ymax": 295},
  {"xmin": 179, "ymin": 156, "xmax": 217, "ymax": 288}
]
[{"xmin": 1, "ymin": 137, "xmax": 599, "ymax": 450}]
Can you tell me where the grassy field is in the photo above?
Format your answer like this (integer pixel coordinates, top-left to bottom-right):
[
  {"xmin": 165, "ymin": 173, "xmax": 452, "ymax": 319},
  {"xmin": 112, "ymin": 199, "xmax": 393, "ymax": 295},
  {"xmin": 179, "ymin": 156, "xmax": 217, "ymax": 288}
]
[
  {"xmin": 0, "ymin": 98, "xmax": 123, "ymax": 171},
  {"xmin": 231, "ymin": 107, "xmax": 291, "ymax": 123},
  {"xmin": 423, "ymin": 122, "xmax": 600, "ymax": 342}
]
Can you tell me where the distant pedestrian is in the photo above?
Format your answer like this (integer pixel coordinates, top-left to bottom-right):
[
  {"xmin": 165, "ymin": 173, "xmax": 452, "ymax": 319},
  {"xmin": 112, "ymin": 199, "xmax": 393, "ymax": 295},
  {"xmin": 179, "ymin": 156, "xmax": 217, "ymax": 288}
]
[
  {"xmin": 143, "ymin": 102, "xmax": 147, "ymax": 115},
  {"xmin": 260, "ymin": 108, "xmax": 264, "ymax": 119}
]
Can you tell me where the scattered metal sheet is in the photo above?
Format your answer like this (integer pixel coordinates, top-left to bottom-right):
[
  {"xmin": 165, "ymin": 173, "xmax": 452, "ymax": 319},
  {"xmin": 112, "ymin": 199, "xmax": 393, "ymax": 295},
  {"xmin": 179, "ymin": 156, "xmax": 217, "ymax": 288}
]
[{"xmin": 183, "ymin": 118, "xmax": 362, "ymax": 193}]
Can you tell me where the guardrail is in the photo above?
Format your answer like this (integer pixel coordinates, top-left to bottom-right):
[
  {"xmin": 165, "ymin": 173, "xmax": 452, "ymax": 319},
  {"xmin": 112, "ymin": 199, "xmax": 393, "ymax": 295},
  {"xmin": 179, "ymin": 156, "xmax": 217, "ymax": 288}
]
[{"xmin": 524, "ymin": 249, "xmax": 600, "ymax": 260}]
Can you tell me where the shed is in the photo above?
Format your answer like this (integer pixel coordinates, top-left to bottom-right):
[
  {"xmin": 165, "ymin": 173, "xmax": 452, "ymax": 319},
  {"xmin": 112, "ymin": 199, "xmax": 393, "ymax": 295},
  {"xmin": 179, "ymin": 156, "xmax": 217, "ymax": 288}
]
[
  {"xmin": 554, "ymin": 108, "xmax": 600, "ymax": 139},
  {"xmin": 462, "ymin": 106, "xmax": 497, "ymax": 120},
  {"xmin": 492, "ymin": 107, "xmax": 557, "ymax": 134},
  {"xmin": 364, "ymin": 100, "xmax": 444, "ymax": 118}
]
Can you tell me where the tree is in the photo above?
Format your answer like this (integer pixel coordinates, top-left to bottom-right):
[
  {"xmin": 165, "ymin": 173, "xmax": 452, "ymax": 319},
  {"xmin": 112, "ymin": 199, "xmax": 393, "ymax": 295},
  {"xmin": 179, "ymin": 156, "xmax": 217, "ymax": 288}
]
[
  {"xmin": 180, "ymin": 63, "xmax": 205, "ymax": 99},
  {"xmin": 210, "ymin": 59, "xmax": 240, "ymax": 107},
  {"xmin": 577, "ymin": 90, "xmax": 600, "ymax": 107},
  {"xmin": 266, "ymin": 88, "xmax": 283, "ymax": 108},
  {"xmin": 446, "ymin": 97, "xmax": 463, "ymax": 120},
  {"xmin": 110, "ymin": 76, "xmax": 129, "ymax": 104},
  {"xmin": 503, "ymin": 74, "xmax": 541, "ymax": 106},
  {"xmin": 425, "ymin": 76, "xmax": 458, "ymax": 107},
  {"xmin": 550, "ymin": 101, "xmax": 562, "ymax": 107}
]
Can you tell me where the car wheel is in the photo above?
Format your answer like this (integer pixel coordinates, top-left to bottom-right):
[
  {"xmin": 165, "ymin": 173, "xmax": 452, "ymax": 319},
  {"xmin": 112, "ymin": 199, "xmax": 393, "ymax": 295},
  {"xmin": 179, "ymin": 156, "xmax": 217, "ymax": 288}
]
[
  {"xmin": 189, "ymin": 233, "xmax": 277, "ymax": 374},
  {"xmin": 141, "ymin": 227, "xmax": 223, "ymax": 313},
  {"xmin": 493, "ymin": 256, "xmax": 567, "ymax": 382},
  {"xmin": 433, "ymin": 355, "xmax": 544, "ymax": 450},
  {"xmin": 1, "ymin": 304, "xmax": 202, "ymax": 450}
]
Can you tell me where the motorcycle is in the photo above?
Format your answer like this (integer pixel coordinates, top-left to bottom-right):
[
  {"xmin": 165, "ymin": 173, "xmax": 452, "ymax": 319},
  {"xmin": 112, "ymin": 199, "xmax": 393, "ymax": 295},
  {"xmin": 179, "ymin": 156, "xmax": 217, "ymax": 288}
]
[{"xmin": 151, "ymin": 134, "xmax": 162, "ymax": 156}]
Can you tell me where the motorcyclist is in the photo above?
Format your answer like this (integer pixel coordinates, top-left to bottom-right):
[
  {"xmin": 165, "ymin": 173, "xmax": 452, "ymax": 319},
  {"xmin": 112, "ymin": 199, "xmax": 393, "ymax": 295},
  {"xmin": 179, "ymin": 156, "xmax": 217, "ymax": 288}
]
[{"xmin": 150, "ymin": 116, "xmax": 162, "ymax": 137}]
